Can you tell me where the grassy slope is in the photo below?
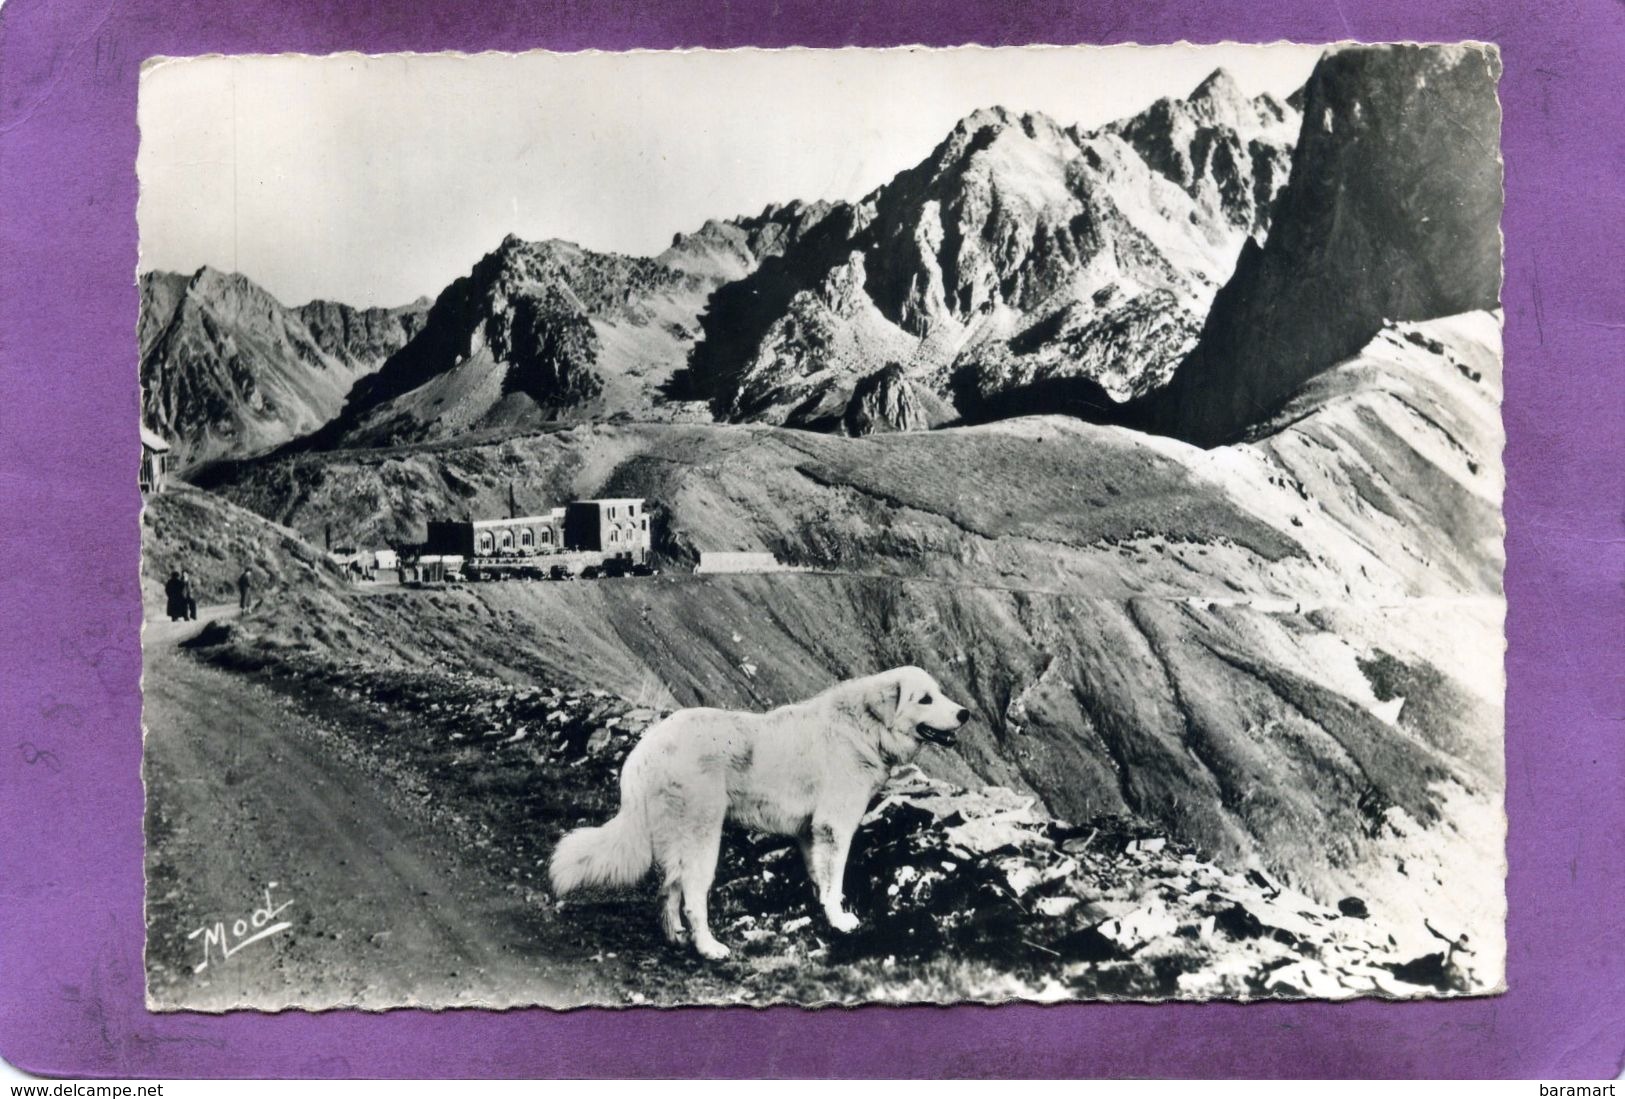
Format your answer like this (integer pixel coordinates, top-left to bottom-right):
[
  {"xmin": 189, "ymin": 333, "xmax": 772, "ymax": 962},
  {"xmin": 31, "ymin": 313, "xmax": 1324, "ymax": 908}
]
[{"xmin": 141, "ymin": 484, "xmax": 350, "ymax": 606}]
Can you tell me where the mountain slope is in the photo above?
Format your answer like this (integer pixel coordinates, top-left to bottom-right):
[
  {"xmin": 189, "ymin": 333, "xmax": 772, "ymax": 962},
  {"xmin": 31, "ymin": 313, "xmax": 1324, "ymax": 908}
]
[
  {"xmin": 318, "ymin": 203, "xmax": 835, "ymax": 448},
  {"xmin": 140, "ymin": 482, "xmax": 350, "ymax": 607},
  {"xmin": 138, "ymin": 268, "xmax": 428, "ymax": 468},
  {"xmin": 1144, "ymin": 44, "xmax": 1503, "ymax": 446},
  {"xmin": 673, "ymin": 69, "xmax": 1300, "ymax": 428},
  {"xmin": 657, "ymin": 199, "xmax": 835, "ymax": 282}
]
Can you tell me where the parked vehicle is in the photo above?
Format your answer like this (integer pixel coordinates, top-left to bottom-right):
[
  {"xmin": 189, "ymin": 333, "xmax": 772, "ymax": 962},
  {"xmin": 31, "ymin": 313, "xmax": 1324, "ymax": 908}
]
[
  {"xmin": 631, "ymin": 562, "xmax": 658, "ymax": 577},
  {"xmin": 579, "ymin": 565, "xmax": 602, "ymax": 580},
  {"xmin": 549, "ymin": 565, "xmax": 575, "ymax": 581}
]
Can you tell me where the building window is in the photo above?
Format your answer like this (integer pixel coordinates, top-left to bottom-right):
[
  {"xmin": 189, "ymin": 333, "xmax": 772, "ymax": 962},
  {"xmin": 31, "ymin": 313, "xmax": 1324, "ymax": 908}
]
[
  {"xmin": 520, "ymin": 528, "xmax": 534, "ymax": 549},
  {"xmin": 641, "ymin": 518, "xmax": 648, "ymax": 531},
  {"xmin": 609, "ymin": 530, "xmax": 619, "ymax": 543},
  {"xmin": 477, "ymin": 531, "xmax": 494, "ymax": 555},
  {"xmin": 500, "ymin": 529, "xmax": 514, "ymax": 552},
  {"xmin": 628, "ymin": 503, "xmax": 637, "ymax": 516},
  {"xmin": 609, "ymin": 506, "xmax": 617, "ymax": 519},
  {"xmin": 538, "ymin": 528, "xmax": 552, "ymax": 544}
]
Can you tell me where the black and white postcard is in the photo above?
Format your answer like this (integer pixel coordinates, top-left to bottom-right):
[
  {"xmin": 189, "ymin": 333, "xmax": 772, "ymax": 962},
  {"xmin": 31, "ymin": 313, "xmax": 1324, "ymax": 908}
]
[{"xmin": 137, "ymin": 43, "xmax": 1505, "ymax": 1009}]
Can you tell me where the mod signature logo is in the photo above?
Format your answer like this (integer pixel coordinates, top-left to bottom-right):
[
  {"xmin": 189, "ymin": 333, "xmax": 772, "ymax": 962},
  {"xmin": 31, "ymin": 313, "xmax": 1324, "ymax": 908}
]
[{"xmin": 187, "ymin": 882, "xmax": 294, "ymax": 973}]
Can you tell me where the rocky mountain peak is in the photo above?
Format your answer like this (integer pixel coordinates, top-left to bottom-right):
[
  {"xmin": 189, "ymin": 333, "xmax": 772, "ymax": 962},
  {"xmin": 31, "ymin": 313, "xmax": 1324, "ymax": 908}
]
[
  {"xmin": 1253, "ymin": 91, "xmax": 1291, "ymax": 124},
  {"xmin": 934, "ymin": 105, "xmax": 1077, "ymax": 170},
  {"xmin": 1106, "ymin": 66, "xmax": 1301, "ymax": 240},
  {"xmin": 1187, "ymin": 67, "xmax": 1249, "ymax": 120},
  {"xmin": 315, "ymin": 201, "xmax": 847, "ymax": 446},
  {"xmin": 950, "ymin": 104, "xmax": 1022, "ymax": 136},
  {"xmin": 679, "ymin": 69, "xmax": 1305, "ymax": 430},
  {"xmin": 1192, "ymin": 66, "xmax": 1243, "ymax": 99},
  {"xmin": 186, "ymin": 263, "xmax": 246, "ymax": 288},
  {"xmin": 184, "ymin": 265, "xmax": 283, "ymax": 316},
  {"xmin": 842, "ymin": 362, "xmax": 953, "ymax": 436}
]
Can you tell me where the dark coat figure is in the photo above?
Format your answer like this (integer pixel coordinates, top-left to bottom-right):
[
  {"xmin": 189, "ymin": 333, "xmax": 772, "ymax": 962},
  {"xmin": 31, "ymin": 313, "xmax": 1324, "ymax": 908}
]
[
  {"xmin": 164, "ymin": 570, "xmax": 186, "ymax": 621},
  {"xmin": 180, "ymin": 571, "xmax": 198, "ymax": 621},
  {"xmin": 237, "ymin": 567, "xmax": 252, "ymax": 611}
]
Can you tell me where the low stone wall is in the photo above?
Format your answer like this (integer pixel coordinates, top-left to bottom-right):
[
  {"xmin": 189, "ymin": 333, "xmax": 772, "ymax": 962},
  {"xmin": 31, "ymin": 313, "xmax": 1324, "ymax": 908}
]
[{"xmin": 694, "ymin": 551, "xmax": 809, "ymax": 575}]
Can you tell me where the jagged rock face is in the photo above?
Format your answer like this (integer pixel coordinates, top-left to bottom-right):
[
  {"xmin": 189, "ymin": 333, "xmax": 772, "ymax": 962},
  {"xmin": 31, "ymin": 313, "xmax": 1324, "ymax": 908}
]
[
  {"xmin": 495, "ymin": 288, "xmax": 604, "ymax": 407},
  {"xmin": 327, "ymin": 237, "xmax": 703, "ymax": 443},
  {"xmin": 682, "ymin": 71, "xmax": 1301, "ymax": 427},
  {"xmin": 138, "ymin": 270, "xmax": 191, "ymax": 354},
  {"xmin": 1147, "ymin": 45, "xmax": 1503, "ymax": 446},
  {"xmin": 296, "ymin": 298, "xmax": 429, "ymax": 373},
  {"xmin": 863, "ymin": 107, "xmax": 1092, "ymax": 334},
  {"xmin": 720, "ymin": 251, "xmax": 921, "ymax": 427},
  {"xmin": 843, "ymin": 362, "xmax": 953, "ymax": 436},
  {"xmin": 1110, "ymin": 69, "xmax": 1297, "ymax": 237},
  {"xmin": 138, "ymin": 268, "xmax": 425, "ymax": 468}
]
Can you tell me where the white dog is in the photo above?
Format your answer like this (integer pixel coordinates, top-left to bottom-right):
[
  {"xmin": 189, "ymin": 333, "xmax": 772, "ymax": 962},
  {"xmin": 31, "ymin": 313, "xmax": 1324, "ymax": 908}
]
[{"xmin": 548, "ymin": 666, "xmax": 969, "ymax": 960}]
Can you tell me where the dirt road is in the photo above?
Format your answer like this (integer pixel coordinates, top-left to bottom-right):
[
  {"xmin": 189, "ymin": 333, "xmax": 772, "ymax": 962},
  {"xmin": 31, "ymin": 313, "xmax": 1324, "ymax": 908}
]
[{"xmin": 142, "ymin": 608, "xmax": 616, "ymax": 1010}]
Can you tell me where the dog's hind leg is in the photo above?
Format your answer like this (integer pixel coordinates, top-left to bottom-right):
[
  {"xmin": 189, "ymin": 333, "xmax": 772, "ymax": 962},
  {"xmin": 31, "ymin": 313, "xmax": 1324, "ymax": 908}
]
[{"xmin": 677, "ymin": 820, "xmax": 730, "ymax": 961}]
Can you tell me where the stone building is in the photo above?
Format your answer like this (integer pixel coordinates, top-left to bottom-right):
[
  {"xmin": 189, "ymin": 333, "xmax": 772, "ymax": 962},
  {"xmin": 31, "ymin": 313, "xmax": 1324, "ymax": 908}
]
[
  {"xmin": 426, "ymin": 508, "xmax": 568, "ymax": 558},
  {"xmin": 424, "ymin": 497, "xmax": 651, "ymax": 565},
  {"xmin": 563, "ymin": 499, "xmax": 651, "ymax": 561}
]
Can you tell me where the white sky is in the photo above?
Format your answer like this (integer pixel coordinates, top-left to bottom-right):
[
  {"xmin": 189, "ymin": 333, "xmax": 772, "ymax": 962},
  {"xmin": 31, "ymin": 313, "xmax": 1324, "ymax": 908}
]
[{"xmin": 138, "ymin": 44, "xmax": 1323, "ymax": 308}]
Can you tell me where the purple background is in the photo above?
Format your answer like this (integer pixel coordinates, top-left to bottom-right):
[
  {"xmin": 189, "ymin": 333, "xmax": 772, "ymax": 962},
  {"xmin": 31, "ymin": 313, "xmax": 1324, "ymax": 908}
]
[{"xmin": 1, "ymin": 0, "xmax": 1621, "ymax": 1079}]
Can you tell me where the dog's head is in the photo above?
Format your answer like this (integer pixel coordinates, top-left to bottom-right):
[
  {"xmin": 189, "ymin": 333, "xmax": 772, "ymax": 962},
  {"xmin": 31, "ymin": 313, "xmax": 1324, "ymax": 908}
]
[{"xmin": 865, "ymin": 666, "xmax": 970, "ymax": 761}]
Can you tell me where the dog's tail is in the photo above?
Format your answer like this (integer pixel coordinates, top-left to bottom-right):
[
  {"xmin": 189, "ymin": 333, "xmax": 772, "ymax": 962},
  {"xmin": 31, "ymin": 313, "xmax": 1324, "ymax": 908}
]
[{"xmin": 549, "ymin": 798, "xmax": 654, "ymax": 896}]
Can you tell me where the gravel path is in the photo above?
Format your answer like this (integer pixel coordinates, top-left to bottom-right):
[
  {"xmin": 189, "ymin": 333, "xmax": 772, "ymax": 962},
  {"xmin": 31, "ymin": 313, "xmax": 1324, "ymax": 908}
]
[{"xmin": 142, "ymin": 607, "xmax": 615, "ymax": 1010}]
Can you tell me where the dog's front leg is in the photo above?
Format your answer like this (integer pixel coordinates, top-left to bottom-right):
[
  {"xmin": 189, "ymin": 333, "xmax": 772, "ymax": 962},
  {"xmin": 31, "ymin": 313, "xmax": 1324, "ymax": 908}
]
[
  {"xmin": 798, "ymin": 831, "xmax": 825, "ymax": 903},
  {"xmin": 811, "ymin": 803, "xmax": 866, "ymax": 933}
]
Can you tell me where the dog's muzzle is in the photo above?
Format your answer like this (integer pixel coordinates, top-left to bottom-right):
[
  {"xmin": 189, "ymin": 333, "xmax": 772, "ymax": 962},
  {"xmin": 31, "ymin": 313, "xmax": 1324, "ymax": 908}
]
[{"xmin": 916, "ymin": 709, "xmax": 970, "ymax": 746}]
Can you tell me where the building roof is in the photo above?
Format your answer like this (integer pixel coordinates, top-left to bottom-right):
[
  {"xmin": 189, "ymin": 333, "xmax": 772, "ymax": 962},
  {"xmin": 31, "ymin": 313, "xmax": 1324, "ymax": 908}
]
[
  {"xmin": 573, "ymin": 497, "xmax": 645, "ymax": 507},
  {"xmin": 140, "ymin": 425, "xmax": 170, "ymax": 452},
  {"xmin": 468, "ymin": 511, "xmax": 564, "ymax": 527}
]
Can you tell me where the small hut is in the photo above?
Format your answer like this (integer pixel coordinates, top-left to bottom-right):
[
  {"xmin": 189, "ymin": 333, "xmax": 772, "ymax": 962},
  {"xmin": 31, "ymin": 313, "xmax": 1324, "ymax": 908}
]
[{"xmin": 140, "ymin": 426, "xmax": 170, "ymax": 495}]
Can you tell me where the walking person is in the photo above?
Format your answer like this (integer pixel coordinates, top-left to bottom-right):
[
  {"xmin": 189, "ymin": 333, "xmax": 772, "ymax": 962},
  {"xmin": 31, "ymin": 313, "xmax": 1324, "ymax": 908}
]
[
  {"xmin": 237, "ymin": 565, "xmax": 253, "ymax": 612},
  {"xmin": 164, "ymin": 569, "xmax": 185, "ymax": 622},
  {"xmin": 180, "ymin": 569, "xmax": 198, "ymax": 621}
]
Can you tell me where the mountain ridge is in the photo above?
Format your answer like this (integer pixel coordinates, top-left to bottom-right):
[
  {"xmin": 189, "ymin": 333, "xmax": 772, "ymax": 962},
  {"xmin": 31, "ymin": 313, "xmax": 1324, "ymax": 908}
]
[
  {"xmin": 138, "ymin": 266, "xmax": 430, "ymax": 468},
  {"xmin": 143, "ymin": 65, "xmax": 1303, "ymax": 461},
  {"xmin": 145, "ymin": 49, "xmax": 1500, "ymax": 462},
  {"xmin": 671, "ymin": 68, "xmax": 1301, "ymax": 429}
]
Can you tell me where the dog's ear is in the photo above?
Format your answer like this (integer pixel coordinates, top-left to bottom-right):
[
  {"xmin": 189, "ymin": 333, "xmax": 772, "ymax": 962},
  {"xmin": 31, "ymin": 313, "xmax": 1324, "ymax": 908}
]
[{"xmin": 864, "ymin": 672, "xmax": 902, "ymax": 728}]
